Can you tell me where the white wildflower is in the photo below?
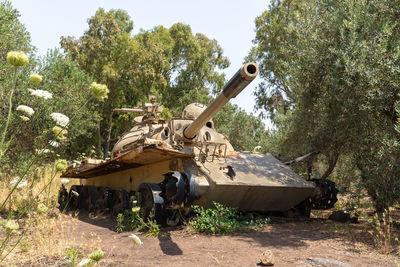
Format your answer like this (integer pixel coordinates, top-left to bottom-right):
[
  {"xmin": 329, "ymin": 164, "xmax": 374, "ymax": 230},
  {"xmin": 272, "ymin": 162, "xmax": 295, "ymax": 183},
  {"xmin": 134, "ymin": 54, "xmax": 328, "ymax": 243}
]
[
  {"xmin": 60, "ymin": 178, "xmax": 70, "ymax": 184},
  {"xmin": 71, "ymin": 190, "xmax": 79, "ymax": 197},
  {"xmin": 50, "ymin": 112, "xmax": 69, "ymax": 127},
  {"xmin": 129, "ymin": 233, "xmax": 143, "ymax": 245},
  {"xmin": 10, "ymin": 177, "xmax": 28, "ymax": 189},
  {"xmin": 20, "ymin": 116, "xmax": 30, "ymax": 122},
  {"xmin": 4, "ymin": 220, "xmax": 19, "ymax": 231},
  {"xmin": 77, "ymin": 258, "xmax": 91, "ymax": 267},
  {"xmin": 16, "ymin": 105, "xmax": 34, "ymax": 116},
  {"xmin": 49, "ymin": 140, "xmax": 60, "ymax": 147},
  {"xmin": 253, "ymin": 145, "xmax": 262, "ymax": 152},
  {"xmin": 132, "ymin": 207, "xmax": 140, "ymax": 213},
  {"xmin": 35, "ymin": 148, "xmax": 51, "ymax": 154},
  {"xmin": 28, "ymin": 89, "xmax": 53, "ymax": 99}
]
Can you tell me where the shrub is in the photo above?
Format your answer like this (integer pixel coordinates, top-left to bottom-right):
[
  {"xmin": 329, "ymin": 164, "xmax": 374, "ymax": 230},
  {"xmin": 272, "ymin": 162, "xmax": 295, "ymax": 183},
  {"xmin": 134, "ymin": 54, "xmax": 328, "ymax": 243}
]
[{"xmin": 189, "ymin": 202, "xmax": 270, "ymax": 235}]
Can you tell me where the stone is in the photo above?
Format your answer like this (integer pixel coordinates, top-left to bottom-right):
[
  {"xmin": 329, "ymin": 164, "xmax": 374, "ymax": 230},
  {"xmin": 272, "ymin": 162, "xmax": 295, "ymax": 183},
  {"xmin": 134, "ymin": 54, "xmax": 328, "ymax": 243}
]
[
  {"xmin": 259, "ymin": 249, "xmax": 274, "ymax": 266},
  {"xmin": 306, "ymin": 257, "xmax": 351, "ymax": 267}
]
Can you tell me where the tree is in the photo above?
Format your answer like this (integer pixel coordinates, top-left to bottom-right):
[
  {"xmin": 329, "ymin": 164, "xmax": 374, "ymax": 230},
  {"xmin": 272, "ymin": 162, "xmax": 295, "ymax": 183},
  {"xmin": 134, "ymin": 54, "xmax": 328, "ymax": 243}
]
[
  {"xmin": 0, "ymin": 1, "xmax": 36, "ymax": 168},
  {"xmin": 61, "ymin": 8, "xmax": 139, "ymax": 154},
  {"xmin": 38, "ymin": 49, "xmax": 100, "ymax": 158},
  {"xmin": 61, "ymin": 8, "xmax": 230, "ymax": 154},
  {"xmin": 250, "ymin": 0, "xmax": 400, "ymax": 248},
  {"xmin": 213, "ymin": 103, "xmax": 269, "ymax": 151}
]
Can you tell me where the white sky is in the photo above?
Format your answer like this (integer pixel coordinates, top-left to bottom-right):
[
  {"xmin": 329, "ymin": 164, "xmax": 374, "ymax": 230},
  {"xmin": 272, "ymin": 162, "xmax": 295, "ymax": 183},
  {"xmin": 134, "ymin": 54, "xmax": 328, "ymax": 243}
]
[{"xmin": 9, "ymin": 0, "xmax": 271, "ymax": 126}]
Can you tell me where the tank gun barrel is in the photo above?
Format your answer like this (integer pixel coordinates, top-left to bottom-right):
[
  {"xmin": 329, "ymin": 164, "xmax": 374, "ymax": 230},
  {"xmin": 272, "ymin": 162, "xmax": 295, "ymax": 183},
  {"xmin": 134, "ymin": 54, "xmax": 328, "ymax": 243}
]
[
  {"xmin": 183, "ymin": 62, "xmax": 259, "ymax": 139},
  {"xmin": 113, "ymin": 108, "xmax": 146, "ymax": 113}
]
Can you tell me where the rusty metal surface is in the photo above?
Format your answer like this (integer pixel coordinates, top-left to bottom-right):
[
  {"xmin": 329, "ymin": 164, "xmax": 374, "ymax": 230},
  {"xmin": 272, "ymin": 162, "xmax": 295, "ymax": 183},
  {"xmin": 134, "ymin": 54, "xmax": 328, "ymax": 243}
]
[
  {"xmin": 61, "ymin": 145, "xmax": 192, "ymax": 179},
  {"xmin": 195, "ymin": 152, "xmax": 315, "ymax": 211}
]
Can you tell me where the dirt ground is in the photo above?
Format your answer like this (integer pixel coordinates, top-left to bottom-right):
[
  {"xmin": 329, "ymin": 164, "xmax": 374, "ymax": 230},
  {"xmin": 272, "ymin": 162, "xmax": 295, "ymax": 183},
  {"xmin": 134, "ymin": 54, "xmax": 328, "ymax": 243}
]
[{"xmin": 18, "ymin": 214, "xmax": 400, "ymax": 267}]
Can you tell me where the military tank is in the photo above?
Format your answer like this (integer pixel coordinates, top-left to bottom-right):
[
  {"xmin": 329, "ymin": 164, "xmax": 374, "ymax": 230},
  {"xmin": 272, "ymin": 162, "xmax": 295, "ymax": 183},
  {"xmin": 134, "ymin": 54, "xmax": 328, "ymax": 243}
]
[{"xmin": 60, "ymin": 62, "xmax": 338, "ymax": 225}]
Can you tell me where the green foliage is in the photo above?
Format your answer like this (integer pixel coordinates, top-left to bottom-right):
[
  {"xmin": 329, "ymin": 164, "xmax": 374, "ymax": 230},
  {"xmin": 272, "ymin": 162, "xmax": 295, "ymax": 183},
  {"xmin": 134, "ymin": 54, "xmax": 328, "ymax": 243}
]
[
  {"xmin": 65, "ymin": 247, "xmax": 81, "ymax": 267},
  {"xmin": 60, "ymin": 8, "xmax": 233, "ymax": 154},
  {"xmin": 143, "ymin": 210, "xmax": 161, "ymax": 237},
  {"xmin": 115, "ymin": 213, "xmax": 124, "ymax": 233},
  {"xmin": 213, "ymin": 103, "xmax": 269, "ymax": 151},
  {"xmin": 189, "ymin": 202, "xmax": 270, "ymax": 235},
  {"xmin": 88, "ymin": 249, "xmax": 104, "ymax": 263},
  {"xmin": 116, "ymin": 194, "xmax": 161, "ymax": 236},
  {"xmin": 250, "ymin": 0, "xmax": 400, "ymax": 215}
]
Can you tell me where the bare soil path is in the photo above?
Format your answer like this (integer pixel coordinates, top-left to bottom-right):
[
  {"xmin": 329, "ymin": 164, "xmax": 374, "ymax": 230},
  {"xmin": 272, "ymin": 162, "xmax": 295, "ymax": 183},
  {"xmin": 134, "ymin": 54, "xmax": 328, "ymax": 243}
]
[{"xmin": 48, "ymin": 215, "xmax": 398, "ymax": 267}]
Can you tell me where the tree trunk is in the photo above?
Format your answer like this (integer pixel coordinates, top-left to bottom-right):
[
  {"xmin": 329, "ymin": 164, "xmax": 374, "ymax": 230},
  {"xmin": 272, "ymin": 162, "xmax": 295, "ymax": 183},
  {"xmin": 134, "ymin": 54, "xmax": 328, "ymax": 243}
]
[
  {"xmin": 321, "ymin": 151, "xmax": 339, "ymax": 179},
  {"xmin": 97, "ymin": 120, "xmax": 102, "ymax": 156}
]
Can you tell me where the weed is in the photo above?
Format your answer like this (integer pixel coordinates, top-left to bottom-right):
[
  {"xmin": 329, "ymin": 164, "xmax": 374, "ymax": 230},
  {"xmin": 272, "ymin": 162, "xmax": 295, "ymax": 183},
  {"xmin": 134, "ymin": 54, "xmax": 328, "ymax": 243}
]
[
  {"xmin": 189, "ymin": 202, "xmax": 270, "ymax": 235},
  {"xmin": 18, "ymin": 239, "xmax": 32, "ymax": 253},
  {"xmin": 116, "ymin": 213, "xmax": 125, "ymax": 233},
  {"xmin": 143, "ymin": 211, "xmax": 161, "ymax": 237},
  {"xmin": 345, "ymin": 223, "xmax": 354, "ymax": 241},
  {"xmin": 328, "ymin": 222, "xmax": 341, "ymax": 232},
  {"xmin": 65, "ymin": 247, "xmax": 81, "ymax": 267},
  {"xmin": 116, "ymin": 194, "xmax": 161, "ymax": 236}
]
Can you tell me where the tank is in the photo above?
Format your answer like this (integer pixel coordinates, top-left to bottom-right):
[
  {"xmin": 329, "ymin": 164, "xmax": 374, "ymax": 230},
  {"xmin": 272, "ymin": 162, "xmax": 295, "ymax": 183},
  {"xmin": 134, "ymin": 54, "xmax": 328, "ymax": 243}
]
[{"xmin": 59, "ymin": 63, "xmax": 338, "ymax": 225}]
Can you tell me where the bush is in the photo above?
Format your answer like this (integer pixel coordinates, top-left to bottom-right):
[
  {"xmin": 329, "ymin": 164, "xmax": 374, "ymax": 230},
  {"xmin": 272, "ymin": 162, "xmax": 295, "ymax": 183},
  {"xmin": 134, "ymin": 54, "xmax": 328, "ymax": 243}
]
[{"xmin": 189, "ymin": 202, "xmax": 270, "ymax": 235}]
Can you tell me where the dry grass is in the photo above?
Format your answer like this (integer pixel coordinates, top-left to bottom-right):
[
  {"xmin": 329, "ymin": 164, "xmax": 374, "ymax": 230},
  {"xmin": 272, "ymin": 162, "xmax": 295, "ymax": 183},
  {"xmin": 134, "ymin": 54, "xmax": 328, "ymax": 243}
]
[
  {"xmin": 2, "ymin": 214, "xmax": 103, "ymax": 265},
  {"xmin": 0, "ymin": 166, "xmax": 100, "ymax": 265}
]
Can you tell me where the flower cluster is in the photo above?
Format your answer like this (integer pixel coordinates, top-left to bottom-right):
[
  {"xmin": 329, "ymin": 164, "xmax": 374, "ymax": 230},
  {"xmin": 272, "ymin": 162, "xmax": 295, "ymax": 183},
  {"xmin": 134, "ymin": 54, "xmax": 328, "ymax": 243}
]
[
  {"xmin": 16, "ymin": 105, "xmax": 34, "ymax": 116},
  {"xmin": 20, "ymin": 116, "xmax": 30, "ymax": 122},
  {"xmin": 52, "ymin": 126, "xmax": 68, "ymax": 137},
  {"xmin": 60, "ymin": 178, "xmax": 70, "ymax": 184},
  {"xmin": 55, "ymin": 159, "xmax": 68, "ymax": 172},
  {"xmin": 6, "ymin": 51, "xmax": 28, "ymax": 67},
  {"xmin": 29, "ymin": 89, "xmax": 53, "ymax": 99},
  {"xmin": 129, "ymin": 233, "xmax": 143, "ymax": 245},
  {"xmin": 77, "ymin": 258, "xmax": 91, "ymax": 267},
  {"xmin": 89, "ymin": 249, "xmax": 104, "ymax": 262},
  {"xmin": 49, "ymin": 140, "xmax": 60, "ymax": 147},
  {"xmin": 50, "ymin": 112, "xmax": 69, "ymax": 127},
  {"xmin": 35, "ymin": 148, "xmax": 51, "ymax": 154},
  {"xmin": 90, "ymin": 82, "xmax": 109, "ymax": 100},
  {"xmin": 37, "ymin": 203, "xmax": 48, "ymax": 214},
  {"xmin": 29, "ymin": 74, "xmax": 43, "ymax": 85},
  {"xmin": 4, "ymin": 220, "xmax": 19, "ymax": 231}
]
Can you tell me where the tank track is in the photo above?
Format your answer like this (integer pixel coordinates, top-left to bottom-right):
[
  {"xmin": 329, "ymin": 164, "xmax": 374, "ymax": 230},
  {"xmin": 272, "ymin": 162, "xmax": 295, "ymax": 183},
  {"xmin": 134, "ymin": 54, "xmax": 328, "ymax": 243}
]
[
  {"xmin": 58, "ymin": 185, "xmax": 133, "ymax": 215},
  {"xmin": 58, "ymin": 172, "xmax": 196, "ymax": 226},
  {"xmin": 310, "ymin": 178, "xmax": 339, "ymax": 209}
]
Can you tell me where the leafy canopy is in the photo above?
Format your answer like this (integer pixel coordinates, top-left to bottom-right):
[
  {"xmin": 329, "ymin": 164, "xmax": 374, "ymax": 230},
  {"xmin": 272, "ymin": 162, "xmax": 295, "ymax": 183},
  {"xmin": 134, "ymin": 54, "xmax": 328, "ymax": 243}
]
[{"xmin": 250, "ymin": 0, "xmax": 400, "ymax": 210}]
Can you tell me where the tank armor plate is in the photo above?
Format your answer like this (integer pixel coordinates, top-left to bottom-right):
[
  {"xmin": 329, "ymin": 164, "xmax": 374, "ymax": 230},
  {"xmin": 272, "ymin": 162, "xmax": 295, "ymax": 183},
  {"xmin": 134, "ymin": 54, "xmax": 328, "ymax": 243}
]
[{"xmin": 62, "ymin": 144, "xmax": 191, "ymax": 178}]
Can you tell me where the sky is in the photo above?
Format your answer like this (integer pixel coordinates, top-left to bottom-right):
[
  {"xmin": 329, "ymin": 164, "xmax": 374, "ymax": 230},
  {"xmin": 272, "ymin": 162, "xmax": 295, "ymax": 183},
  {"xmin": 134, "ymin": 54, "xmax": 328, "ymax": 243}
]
[{"xmin": 9, "ymin": 0, "xmax": 270, "ymax": 126}]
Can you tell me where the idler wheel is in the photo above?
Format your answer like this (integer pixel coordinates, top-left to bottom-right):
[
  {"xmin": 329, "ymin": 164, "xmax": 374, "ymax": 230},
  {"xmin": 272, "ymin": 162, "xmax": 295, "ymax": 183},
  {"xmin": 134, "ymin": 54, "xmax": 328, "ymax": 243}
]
[
  {"xmin": 311, "ymin": 179, "xmax": 339, "ymax": 209},
  {"xmin": 138, "ymin": 183, "xmax": 165, "ymax": 225}
]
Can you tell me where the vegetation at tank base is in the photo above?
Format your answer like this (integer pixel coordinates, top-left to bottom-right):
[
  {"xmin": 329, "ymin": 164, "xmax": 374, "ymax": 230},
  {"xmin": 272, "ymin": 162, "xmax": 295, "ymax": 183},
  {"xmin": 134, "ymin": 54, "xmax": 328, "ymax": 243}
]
[
  {"xmin": 189, "ymin": 202, "xmax": 270, "ymax": 235},
  {"xmin": 115, "ymin": 194, "xmax": 161, "ymax": 236}
]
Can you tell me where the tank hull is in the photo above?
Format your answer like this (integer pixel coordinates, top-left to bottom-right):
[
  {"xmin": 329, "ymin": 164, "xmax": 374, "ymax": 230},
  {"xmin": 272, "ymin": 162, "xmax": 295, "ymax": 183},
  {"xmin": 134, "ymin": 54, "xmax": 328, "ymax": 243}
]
[{"xmin": 63, "ymin": 148, "xmax": 315, "ymax": 212}]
